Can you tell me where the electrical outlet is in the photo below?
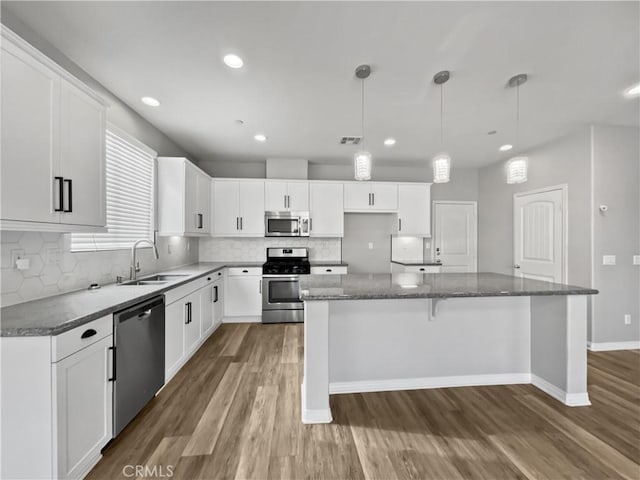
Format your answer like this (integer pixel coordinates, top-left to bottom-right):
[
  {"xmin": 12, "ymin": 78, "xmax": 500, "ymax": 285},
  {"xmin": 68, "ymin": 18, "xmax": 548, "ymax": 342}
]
[
  {"xmin": 602, "ymin": 255, "xmax": 616, "ymax": 266},
  {"xmin": 10, "ymin": 249, "xmax": 25, "ymax": 268},
  {"xmin": 624, "ymin": 314, "xmax": 632, "ymax": 325}
]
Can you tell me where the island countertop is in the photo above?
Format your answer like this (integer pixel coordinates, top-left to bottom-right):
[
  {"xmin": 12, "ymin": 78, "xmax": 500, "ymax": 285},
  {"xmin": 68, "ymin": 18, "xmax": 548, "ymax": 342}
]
[{"xmin": 299, "ymin": 272, "xmax": 598, "ymax": 301}]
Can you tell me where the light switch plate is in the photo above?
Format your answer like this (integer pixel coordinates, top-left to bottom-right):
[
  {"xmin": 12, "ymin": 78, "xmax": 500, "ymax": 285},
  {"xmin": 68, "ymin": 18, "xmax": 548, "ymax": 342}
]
[
  {"xmin": 602, "ymin": 255, "xmax": 616, "ymax": 266},
  {"xmin": 633, "ymin": 255, "xmax": 640, "ymax": 265}
]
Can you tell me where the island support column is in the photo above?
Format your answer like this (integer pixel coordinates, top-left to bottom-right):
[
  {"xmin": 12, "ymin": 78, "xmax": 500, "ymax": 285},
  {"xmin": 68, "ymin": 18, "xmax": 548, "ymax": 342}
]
[
  {"xmin": 530, "ymin": 295, "xmax": 591, "ymax": 406},
  {"xmin": 301, "ymin": 300, "xmax": 332, "ymax": 423}
]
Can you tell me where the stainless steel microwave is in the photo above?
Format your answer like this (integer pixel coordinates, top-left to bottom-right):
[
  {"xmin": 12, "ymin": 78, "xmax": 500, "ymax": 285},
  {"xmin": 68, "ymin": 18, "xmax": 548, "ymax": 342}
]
[{"xmin": 265, "ymin": 211, "xmax": 310, "ymax": 237}]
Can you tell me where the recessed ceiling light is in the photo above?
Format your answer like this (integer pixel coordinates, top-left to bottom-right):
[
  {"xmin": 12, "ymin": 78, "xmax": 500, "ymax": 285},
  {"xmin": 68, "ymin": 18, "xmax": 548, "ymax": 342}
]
[
  {"xmin": 625, "ymin": 82, "xmax": 640, "ymax": 97},
  {"xmin": 235, "ymin": 119, "xmax": 244, "ymax": 125},
  {"xmin": 223, "ymin": 54, "xmax": 244, "ymax": 69},
  {"xmin": 384, "ymin": 138, "xmax": 396, "ymax": 147},
  {"xmin": 499, "ymin": 144, "xmax": 513, "ymax": 152},
  {"xmin": 487, "ymin": 130, "xmax": 497, "ymax": 135},
  {"xmin": 141, "ymin": 96, "xmax": 160, "ymax": 107},
  {"xmin": 254, "ymin": 133, "xmax": 267, "ymax": 142}
]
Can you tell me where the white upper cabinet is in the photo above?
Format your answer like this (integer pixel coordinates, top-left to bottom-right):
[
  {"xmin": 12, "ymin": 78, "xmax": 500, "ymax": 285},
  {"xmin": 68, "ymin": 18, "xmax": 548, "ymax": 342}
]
[
  {"xmin": 397, "ymin": 184, "xmax": 431, "ymax": 237},
  {"xmin": 212, "ymin": 179, "xmax": 265, "ymax": 236},
  {"xmin": 157, "ymin": 157, "xmax": 211, "ymax": 236},
  {"xmin": 344, "ymin": 182, "xmax": 398, "ymax": 211},
  {"xmin": 0, "ymin": 29, "xmax": 107, "ymax": 231},
  {"xmin": 265, "ymin": 181, "xmax": 309, "ymax": 212},
  {"xmin": 310, "ymin": 182, "xmax": 344, "ymax": 237}
]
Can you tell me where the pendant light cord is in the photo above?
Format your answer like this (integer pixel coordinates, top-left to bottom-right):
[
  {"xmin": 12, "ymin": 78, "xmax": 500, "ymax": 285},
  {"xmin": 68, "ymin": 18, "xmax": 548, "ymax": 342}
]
[
  {"xmin": 361, "ymin": 77, "xmax": 365, "ymax": 149},
  {"xmin": 516, "ymin": 83, "xmax": 520, "ymax": 147},
  {"xmin": 440, "ymin": 83, "xmax": 444, "ymax": 146}
]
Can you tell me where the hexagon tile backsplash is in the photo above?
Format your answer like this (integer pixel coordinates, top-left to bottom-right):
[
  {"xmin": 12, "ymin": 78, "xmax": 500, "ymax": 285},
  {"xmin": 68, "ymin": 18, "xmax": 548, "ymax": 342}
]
[
  {"xmin": 198, "ymin": 237, "xmax": 342, "ymax": 262},
  {"xmin": 1, "ymin": 232, "xmax": 198, "ymax": 307}
]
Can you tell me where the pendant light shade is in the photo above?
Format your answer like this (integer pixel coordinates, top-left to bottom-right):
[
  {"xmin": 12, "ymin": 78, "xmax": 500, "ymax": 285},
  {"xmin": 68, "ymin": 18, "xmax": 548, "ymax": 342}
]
[
  {"xmin": 506, "ymin": 74, "xmax": 528, "ymax": 184},
  {"xmin": 354, "ymin": 64, "xmax": 372, "ymax": 181},
  {"xmin": 506, "ymin": 156, "xmax": 528, "ymax": 184},
  {"xmin": 432, "ymin": 153, "xmax": 451, "ymax": 183},
  {"xmin": 354, "ymin": 151, "xmax": 372, "ymax": 181},
  {"xmin": 432, "ymin": 70, "xmax": 451, "ymax": 183}
]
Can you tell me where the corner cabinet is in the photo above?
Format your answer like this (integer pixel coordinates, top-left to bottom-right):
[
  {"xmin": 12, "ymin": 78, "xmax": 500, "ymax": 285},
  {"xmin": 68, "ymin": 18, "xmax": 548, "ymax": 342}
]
[
  {"xmin": 157, "ymin": 157, "xmax": 211, "ymax": 236},
  {"xmin": 212, "ymin": 179, "xmax": 265, "ymax": 236},
  {"xmin": 0, "ymin": 28, "xmax": 107, "ymax": 232}
]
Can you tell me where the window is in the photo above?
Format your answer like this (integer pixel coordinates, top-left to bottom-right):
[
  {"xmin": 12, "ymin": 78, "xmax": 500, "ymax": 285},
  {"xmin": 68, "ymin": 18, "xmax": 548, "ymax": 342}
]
[{"xmin": 71, "ymin": 126, "xmax": 156, "ymax": 251}]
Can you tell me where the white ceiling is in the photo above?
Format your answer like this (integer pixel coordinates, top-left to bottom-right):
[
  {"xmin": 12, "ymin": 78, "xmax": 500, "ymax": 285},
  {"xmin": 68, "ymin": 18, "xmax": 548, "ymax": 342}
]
[{"xmin": 4, "ymin": 1, "xmax": 639, "ymax": 167}]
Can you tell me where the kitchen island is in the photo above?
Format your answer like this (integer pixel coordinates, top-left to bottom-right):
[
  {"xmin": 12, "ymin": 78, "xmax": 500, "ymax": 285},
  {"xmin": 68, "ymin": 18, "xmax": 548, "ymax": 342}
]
[{"xmin": 299, "ymin": 272, "xmax": 598, "ymax": 424}]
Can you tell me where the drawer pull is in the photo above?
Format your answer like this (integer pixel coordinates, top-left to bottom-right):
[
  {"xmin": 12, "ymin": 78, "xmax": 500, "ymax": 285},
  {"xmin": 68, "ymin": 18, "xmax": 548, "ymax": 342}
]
[
  {"xmin": 207, "ymin": 277, "xmax": 211, "ymax": 281},
  {"xmin": 419, "ymin": 268, "xmax": 425, "ymax": 272},
  {"xmin": 326, "ymin": 269, "xmax": 332, "ymax": 272},
  {"xmin": 217, "ymin": 272, "xmax": 222, "ymax": 276},
  {"xmin": 81, "ymin": 328, "xmax": 97, "ymax": 339},
  {"xmin": 242, "ymin": 269, "xmax": 248, "ymax": 273}
]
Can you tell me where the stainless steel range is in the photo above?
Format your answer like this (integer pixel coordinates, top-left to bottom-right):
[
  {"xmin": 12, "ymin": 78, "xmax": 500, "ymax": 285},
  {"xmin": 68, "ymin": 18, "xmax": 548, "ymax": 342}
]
[{"xmin": 262, "ymin": 247, "xmax": 310, "ymax": 323}]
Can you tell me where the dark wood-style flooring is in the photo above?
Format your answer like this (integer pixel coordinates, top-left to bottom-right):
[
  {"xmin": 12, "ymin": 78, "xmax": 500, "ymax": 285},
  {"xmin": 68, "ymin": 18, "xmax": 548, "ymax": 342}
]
[{"xmin": 87, "ymin": 323, "xmax": 640, "ymax": 480}]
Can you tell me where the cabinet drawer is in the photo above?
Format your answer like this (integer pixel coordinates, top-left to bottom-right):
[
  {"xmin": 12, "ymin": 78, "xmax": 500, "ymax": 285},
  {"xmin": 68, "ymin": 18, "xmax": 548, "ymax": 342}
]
[
  {"xmin": 52, "ymin": 314, "xmax": 112, "ymax": 362},
  {"xmin": 227, "ymin": 267, "xmax": 262, "ymax": 276},
  {"xmin": 403, "ymin": 265, "xmax": 441, "ymax": 273},
  {"xmin": 165, "ymin": 273, "xmax": 217, "ymax": 305},
  {"xmin": 310, "ymin": 266, "xmax": 348, "ymax": 275}
]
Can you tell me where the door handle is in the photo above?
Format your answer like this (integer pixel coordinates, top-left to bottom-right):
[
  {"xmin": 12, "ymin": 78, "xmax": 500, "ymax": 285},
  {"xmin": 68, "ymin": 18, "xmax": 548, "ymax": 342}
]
[
  {"xmin": 310, "ymin": 218, "xmax": 313, "ymax": 231},
  {"xmin": 197, "ymin": 213, "xmax": 203, "ymax": 229},
  {"xmin": 54, "ymin": 177, "xmax": 64, "ymax": 212},
  {"xmin": 236, "ymin": 217, "xmax": 239, "ymax": 230},
  {"xmin": 398, "ymin": 218, "xmax": 402, "ymax": 231},
  {"xmin": 284, "ymin": 195, "xmax": 287, "ymax": 209},
  {"xmin": 514, "ymin": 264, "xmax": 521, "ymax": 269},
  {"xmin": 108, "ymin": 346, "xmax": 116, "ymax": 382},
  {"xmin": 259, "ymin": 280, "xmax": 262, "ymax": 294},
  {"xmin": 240, "ymin": 217, "xmax": 243, "ymax": 230},
  {"xmin": 63, "ymin": 179, "xmax": 73, "ymax": 212},
  {"xmin": 372, "ymin": 193, "xmax": 375, "ymax": 206},
  {"xmin": 368, "ymin": 193, "xmax": 372, "ymax": 206},
  {"xmin": 213, "ymin": 285, "xmax": 218, "ymax": 303}
]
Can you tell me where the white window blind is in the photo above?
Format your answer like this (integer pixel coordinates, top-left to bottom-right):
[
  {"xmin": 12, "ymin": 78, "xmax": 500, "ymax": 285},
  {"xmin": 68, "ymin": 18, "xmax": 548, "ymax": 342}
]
[{"xmin": 71, "ymin": 128, "xmax": 156, "ymax": 251}]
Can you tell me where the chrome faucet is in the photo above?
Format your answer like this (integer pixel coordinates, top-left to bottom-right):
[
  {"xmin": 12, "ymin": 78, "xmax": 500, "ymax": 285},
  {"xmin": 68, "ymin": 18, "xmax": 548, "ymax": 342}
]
[{"xmin": 130, "ymin": 239, "xmax": 159, "ymax": 280}]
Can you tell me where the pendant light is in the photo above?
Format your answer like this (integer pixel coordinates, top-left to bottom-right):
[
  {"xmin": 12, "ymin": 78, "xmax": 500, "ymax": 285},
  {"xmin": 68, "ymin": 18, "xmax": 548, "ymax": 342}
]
[
  {"xmin": 354, "ymin": 64, "xmax": 372, "ymax": 181},
  {"xmin": 432, "ymin": 70, "xmax": 451, "ymax": 183},
  {"xmin": 506, "ymin": 73, "xmax": 528, "ymax": 184}
]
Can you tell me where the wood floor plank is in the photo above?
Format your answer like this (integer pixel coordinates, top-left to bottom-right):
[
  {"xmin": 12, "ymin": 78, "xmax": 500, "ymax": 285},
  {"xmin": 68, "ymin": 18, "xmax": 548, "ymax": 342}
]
[
  {"xmin": 135, "ymin": 436, "xmax": 190, "ymax": 480},
  {"xmin": 182, "ymin": 362, "xmax": 246, "ymax": 456},
  {"xmin": 280, "ymin": 324, "xmax": 299, "ymax": 364},
  {"xmin": 219, "ymin": 324, "xmax": 250, "ymax": 356}
]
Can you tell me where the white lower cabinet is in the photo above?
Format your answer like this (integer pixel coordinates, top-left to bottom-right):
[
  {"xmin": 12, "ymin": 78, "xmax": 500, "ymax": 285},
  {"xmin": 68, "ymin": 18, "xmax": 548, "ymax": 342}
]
[
  {"xmin": 310, "ymin": 265, "xmax": 348, "ymax": 275},
  {"xmin": 225, "ymin": 267, "xmax": 262, "ymax": 319},
  {"xmin": 54, "ymin": 335, "xmax": 113, "ymax": 480}
]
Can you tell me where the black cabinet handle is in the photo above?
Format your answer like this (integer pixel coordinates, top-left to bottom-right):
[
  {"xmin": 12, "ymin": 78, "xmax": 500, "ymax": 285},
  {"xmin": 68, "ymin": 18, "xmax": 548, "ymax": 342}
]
[
  {"xmin": 213, "ymin": 285, "xmax": 218, "ymax": 303},
  {"xmin": 108, "ymin": 346, "xmax": 116, "ymax": 382},
  {"xmin": 54, "ymin": 177, "xmax": 64, "ymax": 212},
  {"xmin": 399, "ymin": 218, "xmax": 402, "ymax": 231},
  {"xmin": 326, "ymin": 269, "xmax": 332, "ymax": 272},
  {"xmin": 217, "ymin": 272, "xmax": 222, "ymax": 276},
  {"xmin": 242, "ymin": 269, "xmax": 248, "ymax": 273},
  {"xmin": 197, "ymin": 213, "xmax": 203, "ymax": 229},
  {"xmin": 81, "ymin": 328, "xmax": 97, "ymax": 339},
  {"xmin": 185, "ymin": 302, "xmax": 192, "ymax": 324},
  {"xmin": 207, "ymin": 277, "xmax": 211, "ymax": 281},
  {"xmin": 419, "ymin": 268, "xmax": 425, "ymax": 272},
  {"xmin": 63, "ymin": 179, "xmax": 73, "ymax": 212}
]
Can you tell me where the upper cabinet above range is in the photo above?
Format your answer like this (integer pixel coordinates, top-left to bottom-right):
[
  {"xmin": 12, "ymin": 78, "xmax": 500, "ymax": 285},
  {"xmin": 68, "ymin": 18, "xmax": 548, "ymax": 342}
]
[
  {"xmin": 265, "ymin": 181, "xmax": 309, "ymax": 212},
  {"xmin": 0, "ymin": 28, "xmax": 108, "ymax": 232},
  {"xmin": 157, "ymin": 157, "xmax": 211, "ymax": 236}
]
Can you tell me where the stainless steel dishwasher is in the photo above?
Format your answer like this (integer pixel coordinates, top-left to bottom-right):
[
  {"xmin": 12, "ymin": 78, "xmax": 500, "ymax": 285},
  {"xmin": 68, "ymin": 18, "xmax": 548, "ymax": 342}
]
[{"xmin": 113, "ymin": 296, "xmax": 165, "ymax": 436}]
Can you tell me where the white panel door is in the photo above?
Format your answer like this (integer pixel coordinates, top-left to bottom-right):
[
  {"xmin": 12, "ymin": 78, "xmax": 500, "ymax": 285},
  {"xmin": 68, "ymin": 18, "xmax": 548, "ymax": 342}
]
[
  {"xmin": 239, "ymin": 181, "xmax": 265, "ymax": 235},
  {"xmin": 433, "ymin": 202, "xmax": 477, "ymax": 272},
  {"xmin": 514, "ymin": 188, "xmax": 564, "ymax": 282},
  {"xmin": 165, "ymin": 301, "xmax": 185, "ymax": 380},
  {"xmin": 58, "ymin": 79, "xmax": 105, "ymax": 227},
  {"xmin": 1, "ymin": 41, "xmax": 60, "ymax": 224},
  {"xmin": 287, "ymin": 182, "xmax": 309, "ymax": 211},
  {"xmin": 212, "ymin": 180, "xmax": 240, "ymax": 235},
  {"xmin": 226, "ymin": 276, "xmax": 262, "ymax": 316},
  {"xmin": 310, "ymin": 183, "xmax": 343, "ymax": 237},
  {"xmin": 344, "ymin": 183, "xmax": 372, "ymax": 210},
  {"xmin": 184, "ymin": 164, "xmax": 199, "ymax": 234},
  {"xmin": 184, "ymin": 292, "xmax": 202, "ymax": 355},
  {"xmin": 201, "ymin": 284, "xmax": 214, "ymax": 336},
  {"xmin": 371, "ymin": 183, "xmax": 398, "ymax": 210},
  {"xmin": 54, "ymin": 335, "xmax": 112, "ymax": 480},
  {"xmin": 196, "ymin": 171, "xmax": 210, "ymax": 234},
  {"xmin": 398, "ymin": 184, "xmax": 430, "ymax": 236},
  {"xmin": 264, "ymin": 181, "xmax": 287, "ymax": 211}
]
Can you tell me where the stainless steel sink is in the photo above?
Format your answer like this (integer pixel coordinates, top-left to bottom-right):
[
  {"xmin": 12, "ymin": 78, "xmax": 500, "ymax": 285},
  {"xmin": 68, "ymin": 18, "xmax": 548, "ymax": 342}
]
[{"xmin": 118, "ymin": 274, "xmax": 189, "ymax": 286}]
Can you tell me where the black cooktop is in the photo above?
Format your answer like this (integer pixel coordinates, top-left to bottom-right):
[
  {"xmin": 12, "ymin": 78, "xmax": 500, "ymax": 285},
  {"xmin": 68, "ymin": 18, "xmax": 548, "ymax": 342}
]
[{"xmin": 262, "ymin": 259, "xmax": 311, "ymax": 275}]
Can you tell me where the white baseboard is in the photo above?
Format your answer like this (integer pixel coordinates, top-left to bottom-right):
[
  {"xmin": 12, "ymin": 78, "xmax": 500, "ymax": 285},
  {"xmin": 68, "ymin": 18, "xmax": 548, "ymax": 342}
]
[
  {"xmin": 587, "ymin": 341, "xmax": 640, "ymax": 351},
  {"xmin": 531, "ymin": 374, "xmax": 591, "ymax": 407},
  {"xmin": 222, "ymin": 316, "xmax": 262, "ymax": 324},
  {"xmin": 329, "ymin": 373, "xmax": 531, "ymax": 395},
  {"xmin": 301, "ymin": 383, "xmax": 332, "ymax": 424}
]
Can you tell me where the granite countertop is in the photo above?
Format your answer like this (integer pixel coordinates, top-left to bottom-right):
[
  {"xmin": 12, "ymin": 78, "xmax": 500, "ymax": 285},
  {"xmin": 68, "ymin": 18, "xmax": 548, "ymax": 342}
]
[
  {"xmin": 311, "ymin": 261, "xmax": 349, "ymax": 267},
  {"xmin": 0, "ymin": 261, "xmax": 260, "ymax": 337},
  {"xmin": 391, "ymin": 261, "xmax": 442, "ymax": 266},
  {"xmin": 299, "ymin": 272, "xmax": 598, "ymax": 301}
]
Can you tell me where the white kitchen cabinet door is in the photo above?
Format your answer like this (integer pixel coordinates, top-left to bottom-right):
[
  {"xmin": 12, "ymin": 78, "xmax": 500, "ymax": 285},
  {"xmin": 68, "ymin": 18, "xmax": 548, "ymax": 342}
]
[
  {"xmin": 54, "ymin": 335, "xmax": 112, "ymax": 480},
  {"xmin": 370, "ymin": 183, "xmax": 398, "ymax": 211},
  {"xmin": 1, "ymin": 39, "xmax": 60, "ymax": 225},
  {"xmin": 310, "ymin": 183, "xmax": 343, "ymax": 237},
  {"xmin": 239, "ymin": 180, "xmax": 265, "ymax": 236},
  {"xmin": 212, "ymin": 278, "xmax": 224, "ymax": 327},
  {"xmin": 196, "ymin": 171, "xmax": 211, "ymax": 234},
  {"xmin": 265, "ymin": 181, "xmax": 288, "ymax": 211},
  {"xmin": 344, "ymin": 183, "xmax": 371, "ymax": 210},
  {"xmin": 183, "ymin": 292, "xmax": 202, "ymax": 355},
  {"xmin": 164, "ymin": 300, "xmax": 185, "ymax": 381},
  {"xmin": 397, "ymin": 184, "xmax": 430, "ymax": 236},
  {"xmin": 287, "ymin": 182, "xmax": 309, "ymax": 211},
  {"xmin": 212, "ymin": 180, "xmax": 241, "ymax": 235},
  {"xmin": 58, "ymin": 79, "xmax": 106, "ymax": 227},
  {"xmin": 201, "ymin": 283, "xmax": 215, "ymax": 336},
  {"xmin": 226, "ymin": 275, "xmax": 262, "ymax": 317},
  {"xmin": 184, "ymin": 164, "xmax": 199, "ymax": 234}
]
